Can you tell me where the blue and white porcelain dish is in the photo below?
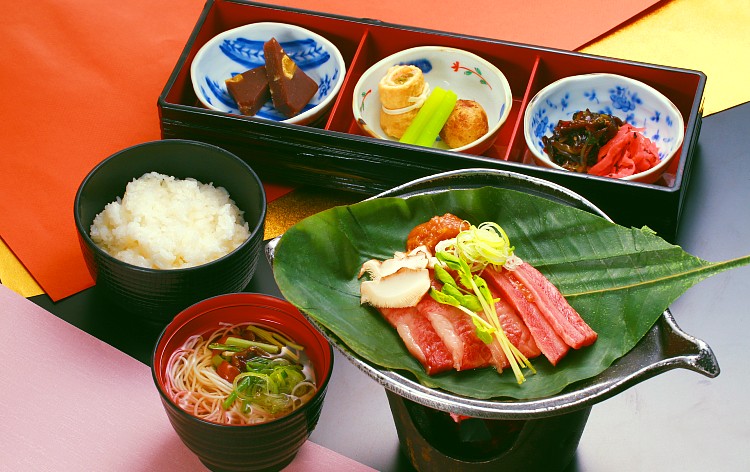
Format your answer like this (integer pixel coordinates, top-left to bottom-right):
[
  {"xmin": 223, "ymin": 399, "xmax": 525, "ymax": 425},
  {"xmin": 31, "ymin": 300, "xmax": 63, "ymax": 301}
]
[
  {"xmin": 191, "ymin": 22, "xmax": 346, "ymax": 126},
  {"xmin": 523, "ymin": 73, "xmax": 685, "ymax": 184},
  {"xmin": 352, "ymin": 46, "xmax": 513, "ymax": 155}
]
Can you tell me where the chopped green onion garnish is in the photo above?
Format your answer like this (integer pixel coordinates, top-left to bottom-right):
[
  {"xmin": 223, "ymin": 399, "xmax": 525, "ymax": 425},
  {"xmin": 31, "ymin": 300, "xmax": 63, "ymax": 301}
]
[
  {"xmin": 272, "ymin": 332, "xmax": 304, "ymax": 351},
  {"xmin": 222, "ymin": 392, "xmax": 237, "ymax": 410},
  {"xmin": 208, "ymin": 342, "xmax": 243, "ymax": 352},
  {"xmin": 220, "ymin": 326, "xmax": 312, "ymax": 417},
  {"xmin": 245, "ymin": 325, "xmax": 284, "ymax": 348},
  {"xmin": 432, "ymin": 221, "xmax": 534, "ymax": 384},
  {"xmin": 226, "ymin": 337, "xmax": 280, "ymax": 354}
]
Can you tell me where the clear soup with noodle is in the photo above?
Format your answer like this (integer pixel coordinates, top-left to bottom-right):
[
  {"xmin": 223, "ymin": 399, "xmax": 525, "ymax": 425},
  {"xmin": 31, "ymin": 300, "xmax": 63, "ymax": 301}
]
[{"xmin": 165, "ymin": 322, "xmax": 317, "ymax": 425}]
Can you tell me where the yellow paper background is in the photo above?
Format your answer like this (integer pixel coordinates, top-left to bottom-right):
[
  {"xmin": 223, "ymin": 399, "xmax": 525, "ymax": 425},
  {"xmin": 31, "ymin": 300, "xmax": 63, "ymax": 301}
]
[
  {"xmin": 580, "ymin": 0, "xmax": 750, "ymax": 117},
  {"xmin": 0, "ymin": 239, "xmax": 43, "ymax": 297}
]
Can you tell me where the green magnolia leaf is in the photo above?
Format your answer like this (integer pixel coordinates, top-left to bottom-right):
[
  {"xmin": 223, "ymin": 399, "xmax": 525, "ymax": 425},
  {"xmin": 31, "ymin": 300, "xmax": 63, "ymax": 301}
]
[{"xmin": 272, "ymin": 187, "xmax": 750, "ymax": 400}]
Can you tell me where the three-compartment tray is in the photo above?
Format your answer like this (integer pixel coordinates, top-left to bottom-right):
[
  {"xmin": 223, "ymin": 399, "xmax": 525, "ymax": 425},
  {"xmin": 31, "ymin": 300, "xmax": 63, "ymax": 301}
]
[{"xmin": 158, "ymin": 0, "xmax": 705, "ymax": 241}]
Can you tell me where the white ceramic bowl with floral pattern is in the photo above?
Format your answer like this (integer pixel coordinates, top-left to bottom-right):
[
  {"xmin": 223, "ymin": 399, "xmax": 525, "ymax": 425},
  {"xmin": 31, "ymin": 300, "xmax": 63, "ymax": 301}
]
[
  {"xmin": 523, "ymin": 73, "xmax": 685, "ymax": 184},
  {"xmin": 352, "ymin": 46, "xmax": 513, "ymax": 154},
  {"xmin": 191, "ymin": 22, "xmax": 346, "ymax": 126}
]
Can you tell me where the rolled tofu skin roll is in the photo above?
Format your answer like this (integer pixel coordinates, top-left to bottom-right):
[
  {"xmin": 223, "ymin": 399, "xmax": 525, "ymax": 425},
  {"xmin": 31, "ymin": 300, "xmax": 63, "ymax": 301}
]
[
  {"xmin": 379, "ymin": 65, "xmax": 429, "ymax": 139},
  {"xmin": 379, "ymin": 65, "xmax": 425, "ymax": 109}
]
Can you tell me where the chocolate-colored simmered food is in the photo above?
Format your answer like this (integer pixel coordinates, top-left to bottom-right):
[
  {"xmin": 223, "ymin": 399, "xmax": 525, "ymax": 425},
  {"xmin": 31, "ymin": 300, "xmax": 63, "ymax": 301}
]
[
  {"xmin": 225, "ymin": 66, "xmax": 271, "ymax": 116},
  {"xmin": 263, "ymin": 37, "xmax": 318, "ymax": 117}
]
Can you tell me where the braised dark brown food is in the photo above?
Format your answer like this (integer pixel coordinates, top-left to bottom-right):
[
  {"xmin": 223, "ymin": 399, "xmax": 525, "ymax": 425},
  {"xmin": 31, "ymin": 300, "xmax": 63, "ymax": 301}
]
[
  {"xmin": 225, "ymin": 66, "xmax": 271, "ymax": 116},
  {"xmin": 263, "ymin": 37, "xmax": 318, "ymax": 118},
  {"xmin": 541, "ymin": 109, "xmax": 623, "ymax": 173}
]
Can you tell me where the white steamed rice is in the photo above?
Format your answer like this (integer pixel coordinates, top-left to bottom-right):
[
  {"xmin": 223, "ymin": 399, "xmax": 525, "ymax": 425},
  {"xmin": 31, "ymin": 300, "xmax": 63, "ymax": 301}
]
[{"xmin": 90, "ymin": 172, "xmax": 251, "ymax": 269}]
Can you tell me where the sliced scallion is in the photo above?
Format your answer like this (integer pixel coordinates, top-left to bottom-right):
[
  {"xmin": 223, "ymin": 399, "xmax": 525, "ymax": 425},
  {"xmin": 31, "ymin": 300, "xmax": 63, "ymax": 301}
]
[{"xmin": 225, "ymin": 337, "xmax": 280, "ymax": 354}]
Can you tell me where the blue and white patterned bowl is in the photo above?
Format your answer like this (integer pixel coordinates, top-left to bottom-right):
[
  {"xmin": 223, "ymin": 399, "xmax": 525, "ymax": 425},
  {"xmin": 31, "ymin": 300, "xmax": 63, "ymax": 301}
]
[
  {"xmin": 523, "ymin": 73, "xmax": 685, "ymax": 183},
  {"xmin": 352, "ymin": 46, "xmax": 513, "ymax": 155},
  {"xmin": 191, "ymin": 22, "xmax": 346, "ymax": 126}
]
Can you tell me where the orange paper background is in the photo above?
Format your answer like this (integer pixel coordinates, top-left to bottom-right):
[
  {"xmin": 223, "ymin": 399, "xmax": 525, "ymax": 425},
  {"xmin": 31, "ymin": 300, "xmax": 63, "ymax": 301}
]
[{"xmin": 0, "ymin": 0, "xmax": 659, "ymax": 301}]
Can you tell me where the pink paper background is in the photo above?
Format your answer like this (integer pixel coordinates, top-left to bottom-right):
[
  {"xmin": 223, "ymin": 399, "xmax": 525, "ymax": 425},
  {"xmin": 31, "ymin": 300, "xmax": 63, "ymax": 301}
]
[{"xmin": 0, "ymin": 284, "xmax": 375, "ymax": 471}]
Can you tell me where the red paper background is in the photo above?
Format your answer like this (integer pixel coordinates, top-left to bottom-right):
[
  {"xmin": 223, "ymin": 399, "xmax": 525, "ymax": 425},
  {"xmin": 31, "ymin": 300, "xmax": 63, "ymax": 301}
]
[{"xmin": 0, "ymin": 0, "xmax": 659, "ymax": 301}]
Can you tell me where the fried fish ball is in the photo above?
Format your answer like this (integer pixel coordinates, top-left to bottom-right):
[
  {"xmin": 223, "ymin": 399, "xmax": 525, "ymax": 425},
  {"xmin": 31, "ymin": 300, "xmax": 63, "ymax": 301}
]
[{"xmin": 440, "ymin": 99, "xmax": 489, "ymax": 148}]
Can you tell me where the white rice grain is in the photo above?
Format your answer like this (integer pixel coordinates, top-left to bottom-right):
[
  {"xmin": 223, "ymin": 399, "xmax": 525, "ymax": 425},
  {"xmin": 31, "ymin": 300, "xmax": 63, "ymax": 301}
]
[{"xmin": 90, "ymin": 172, "xmax": 250, "ymax": 269}]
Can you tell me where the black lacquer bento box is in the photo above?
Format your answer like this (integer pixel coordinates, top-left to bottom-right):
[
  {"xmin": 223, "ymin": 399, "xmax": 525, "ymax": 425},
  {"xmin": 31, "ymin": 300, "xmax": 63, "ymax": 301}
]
[{"xmin": 158, "ymin": 0, "xmax": 705, "ymax": 241}]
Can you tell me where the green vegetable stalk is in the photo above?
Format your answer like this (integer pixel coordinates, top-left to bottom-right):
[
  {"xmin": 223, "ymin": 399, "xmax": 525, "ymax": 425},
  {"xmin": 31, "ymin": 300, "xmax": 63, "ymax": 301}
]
[{"xmin": 400, "ymin": 86, "xmax": 458, "ymax": 147}]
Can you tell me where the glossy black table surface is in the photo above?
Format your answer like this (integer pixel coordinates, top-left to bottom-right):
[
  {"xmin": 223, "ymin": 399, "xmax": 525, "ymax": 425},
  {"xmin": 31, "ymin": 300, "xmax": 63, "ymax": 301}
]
[{"xmin": 32, "ymin": 101, "xmax": 750, "ymax": 471}]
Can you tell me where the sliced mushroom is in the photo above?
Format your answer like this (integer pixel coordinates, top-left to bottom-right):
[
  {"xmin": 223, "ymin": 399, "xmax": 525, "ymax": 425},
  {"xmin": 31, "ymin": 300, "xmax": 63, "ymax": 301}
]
[
  {"xmin": 360, "ymin": 267, "xmax": 431, "ymax": 308},
  {"xmin": 379, "ymin": 253, "xmax": 428, "ymax": 276},
  {"xmin": 358, "ymin": 246, "xmax": 432, "ymax": 281},
  {"xmin": 358, "ymin": 259, "xmax": 383, "ymax": 280},
  {"xmin": 402, "ymin": 245, "xmax": 439, "ymax": 269}
]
